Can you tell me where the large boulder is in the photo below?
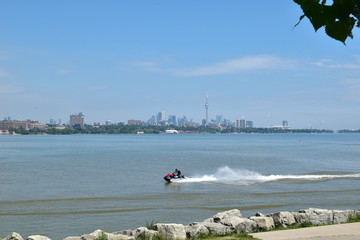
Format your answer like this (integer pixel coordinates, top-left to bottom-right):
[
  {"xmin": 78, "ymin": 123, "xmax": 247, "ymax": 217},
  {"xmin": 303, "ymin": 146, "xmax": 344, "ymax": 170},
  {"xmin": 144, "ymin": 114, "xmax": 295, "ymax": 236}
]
[
  {"xmin": 302, "ymin": 208, "xmax": 333, "ymax": 225},
  {"xmin": 185, "ymin": 224, "xmax": 209, "ymax": 239},
  {"xmin": 80, "ymin": 230, "xmax": 135, "ymax": 240},
  {"xmin": 62, "ymin": 237, "xmax": 82, "ymax": 240},
  {"xmin": 81, "ymin": 229, "xmax": 103, "ymax": 240},
  {"xmin": 332, "ymin": 210, "xmax": 358, "ymax": 224},
  {"xmin": 4, "ymin": 232, "xmax": 24, "ymax": 240},
  {"xmin": 220, "ymin": 217, "xmax": 256, "ymax": 233},
  {"xmin": 189, "ymin": 222, "xmax": 234, "ymax": 235},
  {"xmin": 133, "ymin": 227, "xmax": 158, "ymax": 240},
  {"xmin": 106, "ymin": 233, "xmax": 135, "ymax": 240},
  {"xmin": 269, "ymin": 211, "xmax": 296, "ymax": 227},
  {"xmin": 26, "ymin": 236, "xmax": 51, "ymax": 240},
  {"xmin": 250, "ymin": 216, "xmax": 275, "ymax": 231},
  {"xmin": 292, "ymin": 211, "xmax": 310, "ymax": 224},
  {"xmin": 212, "ymin": 209, "xmax": 242, "ymax": 223},
  {"xmin": 154, "ymin": 223, "xmax": 186, "ymax": 240}
]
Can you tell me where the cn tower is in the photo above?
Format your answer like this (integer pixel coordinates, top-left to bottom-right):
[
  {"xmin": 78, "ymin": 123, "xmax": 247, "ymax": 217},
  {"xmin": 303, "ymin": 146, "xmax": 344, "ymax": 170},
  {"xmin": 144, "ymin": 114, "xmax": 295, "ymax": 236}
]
[{"xmin": 205, "ymin": 95, "xmax": 209, "ymax": 125}]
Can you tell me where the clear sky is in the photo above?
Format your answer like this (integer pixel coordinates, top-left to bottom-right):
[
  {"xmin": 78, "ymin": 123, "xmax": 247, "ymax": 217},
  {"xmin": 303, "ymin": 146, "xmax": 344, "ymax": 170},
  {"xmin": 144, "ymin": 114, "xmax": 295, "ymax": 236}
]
[{"xmin": 1, "ymin": 1, "xmax": 360, "ymax": 130}]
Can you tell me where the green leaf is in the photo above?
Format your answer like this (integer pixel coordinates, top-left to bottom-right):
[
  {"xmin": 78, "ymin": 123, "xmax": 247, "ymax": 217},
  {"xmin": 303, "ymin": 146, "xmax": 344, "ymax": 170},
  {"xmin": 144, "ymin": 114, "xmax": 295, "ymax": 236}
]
[
  {"xmin": 325, "ymin": 17, "xmax": 355, "ymax": 43},
  {"xmin": 294, "ymin": 0, "xmax": 327, "ymax": 31}
]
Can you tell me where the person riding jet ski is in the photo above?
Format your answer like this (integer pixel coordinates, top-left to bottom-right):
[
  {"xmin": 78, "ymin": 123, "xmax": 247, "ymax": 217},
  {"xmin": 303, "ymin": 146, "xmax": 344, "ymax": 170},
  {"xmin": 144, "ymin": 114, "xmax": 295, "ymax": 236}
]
[
  {"xmin": 173, "ymin": 169, "xmax": 182, "ymax": 177},
  {"xmin": 163, "ymin": 169, "xmax": 185, "ymax": 182}
]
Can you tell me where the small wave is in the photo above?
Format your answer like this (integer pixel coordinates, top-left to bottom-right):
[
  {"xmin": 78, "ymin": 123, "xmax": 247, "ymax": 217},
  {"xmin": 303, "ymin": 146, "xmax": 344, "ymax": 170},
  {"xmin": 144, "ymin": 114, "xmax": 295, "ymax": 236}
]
[
  {"xmin": 0, "ymin": 207, "xmax": 153, "ymax": 216},
  {"xmin": 179, "ymin": 166, "xmax": 360, "ymax": 185}
]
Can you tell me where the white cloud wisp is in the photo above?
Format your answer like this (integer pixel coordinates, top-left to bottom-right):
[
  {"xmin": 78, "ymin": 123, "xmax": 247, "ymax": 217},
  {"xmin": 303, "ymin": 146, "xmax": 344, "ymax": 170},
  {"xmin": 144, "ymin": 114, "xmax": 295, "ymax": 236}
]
[{"xmin": 172, "ymin": 55, "xmax": 296, "ymax": 77}]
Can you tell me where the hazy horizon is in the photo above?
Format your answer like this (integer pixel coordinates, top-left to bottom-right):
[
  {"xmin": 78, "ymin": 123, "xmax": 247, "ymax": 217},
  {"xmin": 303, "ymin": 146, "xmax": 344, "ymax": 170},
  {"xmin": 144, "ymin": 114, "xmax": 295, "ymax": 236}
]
[{"xmin": 1, "ymin": 1, "xmax": 360, "ymax": 130}]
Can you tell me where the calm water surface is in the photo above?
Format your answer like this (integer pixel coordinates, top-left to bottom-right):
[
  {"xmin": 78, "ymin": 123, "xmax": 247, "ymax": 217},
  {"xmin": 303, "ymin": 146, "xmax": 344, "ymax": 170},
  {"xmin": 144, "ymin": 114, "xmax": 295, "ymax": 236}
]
[{"xmin": 0, "ymin": 134, "xmax": 359, "ymax": 239}]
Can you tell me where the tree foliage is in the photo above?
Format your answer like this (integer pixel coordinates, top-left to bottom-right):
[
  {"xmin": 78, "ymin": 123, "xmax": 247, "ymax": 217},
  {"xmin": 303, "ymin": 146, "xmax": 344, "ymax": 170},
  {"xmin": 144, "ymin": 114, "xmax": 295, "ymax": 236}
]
[{"xmin": 294, "ymin": 0, "xmax": 360, "ymax": 44}]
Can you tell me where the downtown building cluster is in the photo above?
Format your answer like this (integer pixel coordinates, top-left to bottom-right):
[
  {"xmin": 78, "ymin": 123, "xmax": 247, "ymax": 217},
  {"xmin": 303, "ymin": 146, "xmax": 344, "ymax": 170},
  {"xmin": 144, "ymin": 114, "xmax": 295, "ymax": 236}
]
[{"xmin": 1, "ymin": 101, "xmax": 290, "ymax": 132}]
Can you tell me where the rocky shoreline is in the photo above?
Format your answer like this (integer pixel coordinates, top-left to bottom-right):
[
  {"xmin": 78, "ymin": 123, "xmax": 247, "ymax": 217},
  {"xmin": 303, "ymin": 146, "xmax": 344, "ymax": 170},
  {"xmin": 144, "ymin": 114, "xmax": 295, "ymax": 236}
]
[{"xmin": 3, "ymin": 208, "xmax": 360, "ymax": 240}]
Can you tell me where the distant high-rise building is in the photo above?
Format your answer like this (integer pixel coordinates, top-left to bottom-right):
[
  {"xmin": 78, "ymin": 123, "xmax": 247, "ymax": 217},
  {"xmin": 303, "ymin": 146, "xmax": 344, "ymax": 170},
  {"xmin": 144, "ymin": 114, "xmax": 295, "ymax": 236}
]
[
  {"xmin": 205, "ymin": 95, "xmax": 209, "ymax": 126},
  {"xmin": 105, "ymin": 120, "xmax": 112, "ymax": 125},
  {"xmin": 168, "ymin": 115, "xmax": 177, "ymax": 125},
  {"xmin": 156, "ymin": 112, "xmax": 161, "ymax": 123},
  {"xmin": 236, "ymin": 118, "xmax": 246, "ymax": 128},
  {"xmin": 178, "ymin": 116, "xmax": 188, "ymax": 126},
  {"xmin": 148, "ymin": 115, "xmax": 156, "ymax": 124},
  {"xmin": 156, "ymin": 111, "xmax": 166, "ymax": 123},
  {"xmin": 69, "ymin": 113, "xmax": 84, "ymax": 128},
  {"xmin": 161, "ymin": 111, "xmax": 166, "ymax": 121},
  {"xmin": 283, "ymin": 121, "xmax": 289, "ymax": 129},
  {"xmin": 216, "ymin": 115, "xmax": 223, "ymax": 124},
  {"xmin": 246, "ymin": 121, "xmax": 254, "ymax": 128},
  {"xmin": 202, "ymin": 119, "xmax": 206, "ymax": 126}
]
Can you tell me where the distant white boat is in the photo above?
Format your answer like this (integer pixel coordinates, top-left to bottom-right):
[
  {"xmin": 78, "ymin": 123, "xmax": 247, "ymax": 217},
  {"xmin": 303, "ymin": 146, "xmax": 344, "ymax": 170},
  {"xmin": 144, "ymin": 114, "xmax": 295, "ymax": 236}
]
[{"xmin": 165, "ymin": 129, "xmax": 178, "ymax": 134}]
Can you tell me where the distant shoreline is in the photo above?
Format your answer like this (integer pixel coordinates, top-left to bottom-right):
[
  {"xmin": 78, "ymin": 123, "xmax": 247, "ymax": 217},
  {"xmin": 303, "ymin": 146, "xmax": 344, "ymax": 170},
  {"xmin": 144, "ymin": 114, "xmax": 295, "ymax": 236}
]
[{"xmin": 4, "ymin": 125, "xmax": 358, "ymax": 135}]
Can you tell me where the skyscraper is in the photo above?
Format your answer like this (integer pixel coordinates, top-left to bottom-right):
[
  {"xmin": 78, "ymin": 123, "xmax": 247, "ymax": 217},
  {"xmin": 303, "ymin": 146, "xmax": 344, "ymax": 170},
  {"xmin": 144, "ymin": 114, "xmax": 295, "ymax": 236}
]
[
  {"xmin": 156, "ymin": 111, "xmax": 166, "ymax": 123},
  {"xmin": 216, "ymin": 115, "xmax": 223, "ymax": 124},
  {"xmin": 168, "ymin": 115, "xmax": 177, "ymax": 125},
  {"xmin": 205, "ymin": 95, "xmax": 209, "ymax": 126},
  {"xmin": 69, "ymin": 113, "xmax": 84, "ymax": 128},
  {"xmin": 246, "ymin": 120, "xmax": 254, "ymax": 128},
  {"xmin": 161, "ymin": 111, "xmax": 166, "ymax": 122},
  {"xmin": 236, "ymin": 118, "xmax": 246, "ymax": 128}
]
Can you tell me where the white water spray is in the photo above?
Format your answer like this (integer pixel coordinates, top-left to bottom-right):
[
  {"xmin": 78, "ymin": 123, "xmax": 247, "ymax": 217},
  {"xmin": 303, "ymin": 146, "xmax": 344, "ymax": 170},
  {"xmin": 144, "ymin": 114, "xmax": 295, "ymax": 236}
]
[{"xmin": 176, "ymin": 166, "xmax": 360, "ymax": 185}]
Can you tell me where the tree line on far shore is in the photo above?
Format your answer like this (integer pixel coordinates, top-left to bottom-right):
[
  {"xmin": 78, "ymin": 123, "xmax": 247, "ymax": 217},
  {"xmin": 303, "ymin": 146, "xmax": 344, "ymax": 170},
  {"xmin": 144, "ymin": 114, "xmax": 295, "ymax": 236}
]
[{"xmin": 7, "ymin": 123, "xmax": 346, "ymax": 135}]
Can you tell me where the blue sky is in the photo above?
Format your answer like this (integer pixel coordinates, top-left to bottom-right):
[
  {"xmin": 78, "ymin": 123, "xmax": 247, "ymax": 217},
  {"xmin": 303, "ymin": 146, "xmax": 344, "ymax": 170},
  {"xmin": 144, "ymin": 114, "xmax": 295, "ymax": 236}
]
[{"xmin": 1, "ymin": 1, "xmax": 360, "ymax": 130}]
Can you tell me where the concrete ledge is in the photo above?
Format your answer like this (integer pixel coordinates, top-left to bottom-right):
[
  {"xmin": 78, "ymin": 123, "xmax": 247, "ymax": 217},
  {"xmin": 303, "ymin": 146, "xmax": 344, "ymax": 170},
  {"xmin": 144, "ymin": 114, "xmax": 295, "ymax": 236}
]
[{"xmin": 251, "ymin": 222, "xmax": 360, "ymax": 240}]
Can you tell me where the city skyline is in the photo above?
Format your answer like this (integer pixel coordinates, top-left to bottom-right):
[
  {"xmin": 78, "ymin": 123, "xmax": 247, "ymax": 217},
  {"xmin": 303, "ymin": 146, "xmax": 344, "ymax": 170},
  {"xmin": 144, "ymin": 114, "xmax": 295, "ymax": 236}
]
[
  {"xmin": 1, "ymin": 1, "xmax": 360, "ymax": 130},
  {"xmin": 0, "ymin": 92, "xmax": 347, "ymax": 130}
]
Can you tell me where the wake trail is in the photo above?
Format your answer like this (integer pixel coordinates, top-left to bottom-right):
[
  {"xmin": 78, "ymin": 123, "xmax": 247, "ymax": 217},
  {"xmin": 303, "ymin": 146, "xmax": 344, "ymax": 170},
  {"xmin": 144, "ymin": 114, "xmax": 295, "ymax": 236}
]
[{"xmin": 176, "ymin": 166, "xmax": 360, "ymax": 185}]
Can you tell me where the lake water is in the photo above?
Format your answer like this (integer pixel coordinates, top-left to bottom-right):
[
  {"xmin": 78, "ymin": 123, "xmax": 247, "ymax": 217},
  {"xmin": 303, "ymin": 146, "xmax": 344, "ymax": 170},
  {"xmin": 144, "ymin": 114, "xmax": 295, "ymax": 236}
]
[{"xmin": 0, "ymin": 134, "xmax": 359, "ymax": 239}]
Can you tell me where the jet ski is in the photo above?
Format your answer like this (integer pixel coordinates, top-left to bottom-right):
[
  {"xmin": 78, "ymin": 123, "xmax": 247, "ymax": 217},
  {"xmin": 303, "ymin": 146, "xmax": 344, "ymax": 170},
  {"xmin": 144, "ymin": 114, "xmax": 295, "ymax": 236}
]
[{"xmin": 163, "ymin": 173, "xmax": 186, "ymax": 182}]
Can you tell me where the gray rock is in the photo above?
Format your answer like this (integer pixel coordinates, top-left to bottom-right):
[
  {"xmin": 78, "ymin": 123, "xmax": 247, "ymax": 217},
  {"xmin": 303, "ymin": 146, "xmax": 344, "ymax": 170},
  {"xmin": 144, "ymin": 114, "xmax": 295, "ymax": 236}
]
[
  {"xmin": 213, "ymin": 209, "xmax": 242, "ymax": 223},
  {"xmin": 202, "ymin": 217, "xmax": 214, "ymax": 223},
  {"xmin": 79, "ymin": 235, "xmax": 97, "ymax": 240},
  {"xmin": 88, "ymin": 229, "xmax": 104, "ymax": 238},
  {"xmin": 133, "ymin": 227, "xmax": 158, "ymax": 240},
  {"xmin": 154, "ymin": 223, "xmax": 186, "ymax": 240},
  {"xmin": 270, "ymin": 211, "xmax": 296, "ymax": 227},
  {"xmin": 350, "ymin": 210, "xmax": 360, "ymax": 219},
  {"xmin": 62, "ymin": 237, "xmax": 82, "ymax": 240},
  {"xmin": 333, "ymin": 210, "xmax": 350, "ymax": 224},
  {"xmin": 81, "ymin": 229, "xmax": 102, "ymax": 240},
  {"xmin": 4, "ymin": 232, "xmax": 24, "ymax": 240},
  {"xmin": 185, "ymin": 224, "xmax": 209, "ymax": 239},
  {"xmin": 26, "ymin": 236, "xmax": 52, "ymax": 240},
  {"xmin": 292, "ymin": 212, "xmax": 310, "ymax": 224},
  {"xmin": 219, "ymin": 216, "xmax": 256, "ymax": 232},
  {"xmin": 250, "ymin": 216, "xmax": 275, "ymax": 231},
  {"xmin": 112, "ymin": 230, "xmax": 134, "ymax": 237},
  {"xmin": 303, "ymin": 208, "xmax": 334, "ymax": 225},
  {"xmin": 223, "ymin": 217, "xmax": 256, "ymax": 233},
  {"xmin": 190, "ymin": 222, "xmax": 234, "ymax": 235},
  {"xmin": 255, "ymin": 212, "xmax": 265, "ymax": 217},
  {"xmin": 106, "ymin": 233, "xmax": 135, "ymax": 240}
]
